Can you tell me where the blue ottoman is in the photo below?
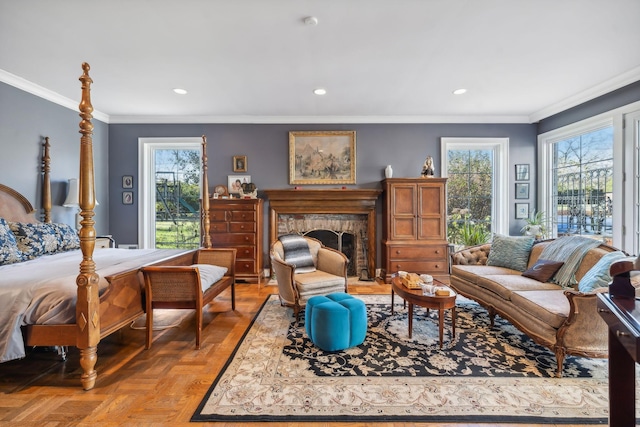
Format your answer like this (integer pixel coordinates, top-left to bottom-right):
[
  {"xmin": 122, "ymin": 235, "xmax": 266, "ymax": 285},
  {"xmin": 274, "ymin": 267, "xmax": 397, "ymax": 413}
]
[{"xmin": 305, "ymin": 293, "xmax": 367, "ymax": 351}]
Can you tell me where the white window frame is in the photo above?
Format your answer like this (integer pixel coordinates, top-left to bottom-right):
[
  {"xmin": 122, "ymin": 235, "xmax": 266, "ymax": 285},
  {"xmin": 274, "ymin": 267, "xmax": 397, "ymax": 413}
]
[
  {"xmin": 441, "ymin": 137, "xmax": 510, "ymax": 236},
  {"xmin": 138, "ymin": 137, "xmax": 203, "ymax": 249},
  {"xmin": 538, "ymin": 100, "xmax": 640, "ymax": 253}
]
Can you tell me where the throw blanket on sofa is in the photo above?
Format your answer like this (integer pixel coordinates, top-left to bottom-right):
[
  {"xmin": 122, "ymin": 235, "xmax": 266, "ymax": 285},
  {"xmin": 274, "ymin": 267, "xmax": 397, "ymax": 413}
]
[
  {"xmin": 539, "ymin": 236, "xmax": 601, "ymax": 288},
  {"xmin": 279, "ymin": 234, "xmax": 316, "ymax": 273}
]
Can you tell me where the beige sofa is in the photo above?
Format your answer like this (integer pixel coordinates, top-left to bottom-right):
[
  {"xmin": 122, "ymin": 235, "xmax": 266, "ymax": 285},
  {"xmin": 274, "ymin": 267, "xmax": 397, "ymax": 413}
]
[{"xmin": 450, "ymin": 239, "xmax": 623, "ymax": 377}]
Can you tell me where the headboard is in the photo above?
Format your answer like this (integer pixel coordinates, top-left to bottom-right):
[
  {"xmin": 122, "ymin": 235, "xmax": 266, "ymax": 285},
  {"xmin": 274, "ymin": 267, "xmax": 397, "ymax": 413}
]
[{"xmin": 0, "ymin": 184, "xmax": 38, "ymax": 223}]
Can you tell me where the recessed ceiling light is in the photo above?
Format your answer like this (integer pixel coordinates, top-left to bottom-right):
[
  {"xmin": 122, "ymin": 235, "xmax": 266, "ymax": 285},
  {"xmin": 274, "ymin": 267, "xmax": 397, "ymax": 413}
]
[
  {"xmin": 304, "ymin": 16, "xmax": 318, "ymax": 26},
  {"xmin": 173, "ymin": 88, "xmax": 188, "ymax": 95},
  {"xmin": 453, "ymin": 88, "xmax": 467, "ymax": 95},
  {"xmin": 313, "ymin": 88, "xmax": 327, "ymax": 95}
]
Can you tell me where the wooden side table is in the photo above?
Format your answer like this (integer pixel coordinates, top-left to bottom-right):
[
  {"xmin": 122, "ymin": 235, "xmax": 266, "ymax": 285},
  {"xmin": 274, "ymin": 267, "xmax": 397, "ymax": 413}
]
[{"xmin": 391, "ymin": 276, "xmax": 457, "ymax": 348}]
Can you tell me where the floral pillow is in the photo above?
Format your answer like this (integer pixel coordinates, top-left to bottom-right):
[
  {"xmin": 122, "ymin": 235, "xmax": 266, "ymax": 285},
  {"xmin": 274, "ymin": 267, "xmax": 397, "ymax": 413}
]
[
  {"xmin": 52, "ymin": 223, "xmax": 80, "ymax": 251},
  {"xmin": 9, "ymin": 221, "xmax": 59, "ymax": 259},
  {"xmin": 0, "ymin": 218, "xmax": 25, "ymax": 265}
]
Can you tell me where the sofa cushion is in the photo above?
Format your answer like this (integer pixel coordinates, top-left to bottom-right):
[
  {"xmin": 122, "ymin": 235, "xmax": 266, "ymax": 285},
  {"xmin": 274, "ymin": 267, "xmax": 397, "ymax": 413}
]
[
  {"xmin": 451, "ymin": 264, "xmax": 520, "ymax": 285},
  {"xmin": 521, "ymin": 259, "xmax": 564, "ymax": 283},
  {"xmin": 476, "ymin": 274, "xmax": 560, "ymax": 300},
  {"xmin": 294, "ymin": 270, "xmax": 346, "ymax": 302},
  {"xmin": 510, "ymin": 290, "xmax": 569, "ymax": 329},
  {"xmin": 578, "ymin": 250, "xmax": 627, "ymax": 293},
  {"xmin": 486, "ymin": 234, "xmax": 534, "ymax": 272}
]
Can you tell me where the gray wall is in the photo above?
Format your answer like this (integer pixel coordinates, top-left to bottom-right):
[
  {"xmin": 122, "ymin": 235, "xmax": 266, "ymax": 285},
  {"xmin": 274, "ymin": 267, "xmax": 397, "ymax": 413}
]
[
  {"xmin": 109, "ymin": 122, "xmax": 537, "ymax": 267},
  {"xmin": 538, "ymin": 80, "xmax": 640, "ymax": 133},
  {"xmin": 0, "ymin": 83, "xmax": 109, "ymax": 234}
]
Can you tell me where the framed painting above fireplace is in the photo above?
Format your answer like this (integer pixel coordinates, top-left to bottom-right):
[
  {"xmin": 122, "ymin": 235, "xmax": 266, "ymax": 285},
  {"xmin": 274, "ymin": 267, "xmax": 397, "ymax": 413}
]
[{"xmin": 288, "ymin": 130, "xmax": 356, "ymax": 185}]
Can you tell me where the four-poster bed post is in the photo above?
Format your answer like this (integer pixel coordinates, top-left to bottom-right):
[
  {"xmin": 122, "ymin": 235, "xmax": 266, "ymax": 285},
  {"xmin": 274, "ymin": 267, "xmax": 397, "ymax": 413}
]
[
  {"xmin": 201, "ymin": 135, "xmax": 211, "ymax": 248},
  {"xmin": 76, "ymin": 62, "xmax": 99, "ymax": 390}
]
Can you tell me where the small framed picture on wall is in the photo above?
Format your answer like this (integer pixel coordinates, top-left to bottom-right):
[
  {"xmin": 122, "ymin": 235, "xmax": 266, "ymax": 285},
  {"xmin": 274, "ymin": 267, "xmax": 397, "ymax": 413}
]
[
  {"xmin": 233, "ymin": 155, "xmax": 247, "ymax": 173},
  {"xmin": 515, "ymin": 202, "xmax": 529, "ymax": 219},
  {"xmin": 515, "ymin": 183, "xmax": 529, "ymax": 199},
  {"xmin": 122, "ymin": 175, "xmax": 133, "ymax": 189},
  {"xmin": 515, "ymin": 164, "xmax": 530, "ymax": 181},
  {"xmin": 122, "ymin": 191, "xmax": 134, "ymax": 205}
]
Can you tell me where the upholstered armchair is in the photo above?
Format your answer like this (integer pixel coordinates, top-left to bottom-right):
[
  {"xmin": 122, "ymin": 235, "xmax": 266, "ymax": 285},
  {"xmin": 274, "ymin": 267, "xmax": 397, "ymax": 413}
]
[{"xmin": 270, "ymin": 235, "xmax": 348, "ymax": 319}]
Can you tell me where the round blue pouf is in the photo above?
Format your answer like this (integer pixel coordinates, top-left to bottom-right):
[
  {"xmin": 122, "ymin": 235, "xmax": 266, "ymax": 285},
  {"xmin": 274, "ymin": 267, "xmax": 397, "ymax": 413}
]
[{"xmin": 305, "ymin": 293, "xmax": 367, "ymax": 351}]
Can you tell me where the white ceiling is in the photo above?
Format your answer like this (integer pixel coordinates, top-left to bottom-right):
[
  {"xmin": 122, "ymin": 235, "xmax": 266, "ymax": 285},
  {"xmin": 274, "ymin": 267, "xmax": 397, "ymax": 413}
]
[{"xmin": 1, "ymin": 0, "xmax": 640, "ymax": 124}]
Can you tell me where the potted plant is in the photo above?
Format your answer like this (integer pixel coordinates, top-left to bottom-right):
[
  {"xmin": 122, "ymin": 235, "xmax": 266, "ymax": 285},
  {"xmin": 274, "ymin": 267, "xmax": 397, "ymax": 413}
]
[{"xmin": 521, "ymin": 209, "xmax": 547, "ymax": 239}]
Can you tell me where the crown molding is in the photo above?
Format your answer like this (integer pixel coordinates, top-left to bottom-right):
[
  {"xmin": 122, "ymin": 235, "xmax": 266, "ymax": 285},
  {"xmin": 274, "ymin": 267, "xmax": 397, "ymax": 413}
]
[
  {"xmin": 529, "ymin": 66, "xmax": 640, "ymax": 123},
  {"xmin": 0, "ymin": 69, "xmax": 109, "ymax": 123},
  {"xmin": 107, "ymin": 114, "xmax": 531, "ymax": 124}
]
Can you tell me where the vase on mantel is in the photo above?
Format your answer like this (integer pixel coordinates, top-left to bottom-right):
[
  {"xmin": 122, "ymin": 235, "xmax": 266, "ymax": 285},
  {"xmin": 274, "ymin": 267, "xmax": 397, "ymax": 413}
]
[{"xmin": 385, "ymin": 165, "xmax": 393, "ymax": 178}]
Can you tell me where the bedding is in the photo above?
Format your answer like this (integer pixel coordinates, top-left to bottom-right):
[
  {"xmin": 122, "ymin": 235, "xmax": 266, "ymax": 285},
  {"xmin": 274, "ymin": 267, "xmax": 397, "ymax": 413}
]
[{"xmin": 0, "ymin": 248, "xmax": 189, "ymax": 362}]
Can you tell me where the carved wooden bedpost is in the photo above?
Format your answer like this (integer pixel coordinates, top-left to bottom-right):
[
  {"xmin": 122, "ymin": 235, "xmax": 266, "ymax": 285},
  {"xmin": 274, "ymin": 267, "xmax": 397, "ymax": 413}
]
[
  {"xmin": 41, "ymin": 137, "xmax": 51, "ymax": 223},
  {"xmin": 76, "ymin": 62, "xmax": 99, "ymax": 390},
  {"xmin": 201, "ymin": 135, "xmax": 211, "ymax": 248}
]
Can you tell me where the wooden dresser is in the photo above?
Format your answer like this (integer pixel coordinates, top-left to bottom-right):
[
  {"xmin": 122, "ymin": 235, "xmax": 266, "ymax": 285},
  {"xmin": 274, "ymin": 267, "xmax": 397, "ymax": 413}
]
[
  {"xmin": 381, "ymin": 178, "xmax": 448, "ymax": 283},
  {"xmin": 209, "ymin": 198, "xmax": 264, "ymax": 283}
]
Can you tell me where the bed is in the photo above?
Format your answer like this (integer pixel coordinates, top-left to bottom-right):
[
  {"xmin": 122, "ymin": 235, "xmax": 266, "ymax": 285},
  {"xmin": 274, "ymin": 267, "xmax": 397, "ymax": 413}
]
[{"xmin": 0, "ymin": 63, "xmax": 213, "ymax": 390}]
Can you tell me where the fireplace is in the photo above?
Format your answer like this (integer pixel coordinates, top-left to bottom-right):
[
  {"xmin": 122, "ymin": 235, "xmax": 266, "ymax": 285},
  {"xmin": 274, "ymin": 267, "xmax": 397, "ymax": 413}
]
[{"xmin": 264, "ymin": 189, "xmax": 381, "ymax": 279}]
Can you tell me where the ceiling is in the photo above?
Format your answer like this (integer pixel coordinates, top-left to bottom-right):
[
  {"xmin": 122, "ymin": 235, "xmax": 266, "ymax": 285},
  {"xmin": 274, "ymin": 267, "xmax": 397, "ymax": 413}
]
[{"xmin": 2, "ymin": 0, "xmax": 640, "ymax": 124}]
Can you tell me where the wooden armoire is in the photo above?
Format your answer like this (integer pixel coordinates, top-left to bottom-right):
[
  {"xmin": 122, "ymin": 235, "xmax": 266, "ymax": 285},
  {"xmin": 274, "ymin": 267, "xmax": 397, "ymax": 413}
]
[{"xmin": 381, "ymin": 178, "xmax": 448, "ymax": 283}]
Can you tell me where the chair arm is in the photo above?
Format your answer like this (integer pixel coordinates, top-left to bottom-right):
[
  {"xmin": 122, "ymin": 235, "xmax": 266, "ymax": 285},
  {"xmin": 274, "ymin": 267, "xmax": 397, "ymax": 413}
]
[
  {"xmin": 451, "ymin": 243, "xmax": 491, "ymax": 266},
  {"xmin": 316, "ymin": 246, "xmax": 348, "ymax": 278},
  {"xmin": 140, "ymin": 266, "xmax": 202, "ymax": 301},
  {"xmin": 270, "ymin": 255, "xmax": 299, "ymax": 305},
  {"xmin": 195, "ymin": 248, "xmax": 236, "ymax": 277},
  {"xmin": 558, "ymin": 289, "xmax": 608, "ymax": 355}
]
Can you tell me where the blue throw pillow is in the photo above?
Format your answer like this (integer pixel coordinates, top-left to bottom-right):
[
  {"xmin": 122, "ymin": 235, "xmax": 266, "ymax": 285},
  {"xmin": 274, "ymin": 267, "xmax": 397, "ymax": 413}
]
[
  {"xmin": 578, "ymin": 250, "xmax": 627, "ymax": 293},
  {"xmin": 0, "ymin": 218, "xmax": 25, "ymax": 265},
  {"xmin": 486, "ymin": 234, "xmax": 535, "ymax": 272}
]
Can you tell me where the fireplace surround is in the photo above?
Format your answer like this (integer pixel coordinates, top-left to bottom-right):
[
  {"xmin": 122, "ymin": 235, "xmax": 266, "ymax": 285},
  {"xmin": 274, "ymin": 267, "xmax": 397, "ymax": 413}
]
[{"xmin": 264, "ymin": 189, "xmax": 381, "ymax": 279}]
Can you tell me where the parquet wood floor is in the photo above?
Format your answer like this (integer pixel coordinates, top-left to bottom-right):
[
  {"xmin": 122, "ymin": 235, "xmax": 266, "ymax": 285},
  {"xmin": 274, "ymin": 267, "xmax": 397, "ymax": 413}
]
[{"xmin": 0, "ymin": 280, "xmax": 596, "ymax": 426}]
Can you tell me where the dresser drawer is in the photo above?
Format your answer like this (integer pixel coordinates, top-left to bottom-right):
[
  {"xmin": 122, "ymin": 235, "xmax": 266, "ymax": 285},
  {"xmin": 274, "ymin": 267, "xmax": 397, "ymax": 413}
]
[
  {"xmin": 209, "ymin": 210, "xmax": 228, "ymax": 221},
  {"xmin": 230, "ymin": 222, "xmax": 256, "ymax": 233},
  {"xmin": 388, "ymin": 244, "xmax": 448, "ymax": 260},
  {"xmin": 210, "ymin": 233, "xmax": 255, "ymax": 245},
  {"xmin": 235, "ymin": 260, "xmax": 256, "ymax": 274},
  {"xmin": 230, "ymin": 211, "xmax": 256, "ymax": 221},
  {"xmin": 388, "ymin": 260, "xmax": 448, "ymax": 274},
  {"xmin": 234, "ymin": 246, "xmax": 255, "ymax": 260},
  {"xmin": 209, "ymin": 221, "xmax": 229, "ymax": 233}
]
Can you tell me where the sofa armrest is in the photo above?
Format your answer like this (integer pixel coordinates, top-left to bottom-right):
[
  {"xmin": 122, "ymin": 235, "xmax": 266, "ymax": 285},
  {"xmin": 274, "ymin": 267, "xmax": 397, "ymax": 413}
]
[
  {"xmin": 451, "ymin": 243, "xmax": 491, "ymax": 266},
  {"xmin": 559, "ymin": 289, "xmax": 608, "ymax": 356},
  {"xmin": 316, "ymin": 246, "xmax": 349, "ymax": 278},
  {"xmin": 270, "ymin": 255, "xmax": 299, "ymax": 305}
]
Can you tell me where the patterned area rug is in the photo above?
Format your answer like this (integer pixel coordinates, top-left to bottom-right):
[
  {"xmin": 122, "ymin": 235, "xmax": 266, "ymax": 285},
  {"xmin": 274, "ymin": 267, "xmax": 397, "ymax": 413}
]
[{"xmin": 192, "ymin": 294, "xmax": 619, "ymax": 424}]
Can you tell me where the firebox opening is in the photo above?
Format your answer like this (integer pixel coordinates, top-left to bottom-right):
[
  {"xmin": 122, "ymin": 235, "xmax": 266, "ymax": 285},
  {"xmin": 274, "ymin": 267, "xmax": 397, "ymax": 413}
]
[{"xmin": 304, "ymin": 229, "xmax": 356, "ymax": 277}]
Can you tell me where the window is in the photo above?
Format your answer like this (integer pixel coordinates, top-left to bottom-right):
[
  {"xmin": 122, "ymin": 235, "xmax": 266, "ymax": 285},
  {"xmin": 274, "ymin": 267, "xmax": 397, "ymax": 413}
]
[
  {"xmin": 139, "ymin": 137, "xmax": 203, "ymax": 249},
  {"xmin": 539, "ymin": 101, "xmax": 640, "ymax": 253},
  {"xmin": 551, "ymin": 127, "xmax": 613, "ymax": 242},
  {"xmin": 441, "ymin": 138, "xmax": 509, "ymax": 245}
]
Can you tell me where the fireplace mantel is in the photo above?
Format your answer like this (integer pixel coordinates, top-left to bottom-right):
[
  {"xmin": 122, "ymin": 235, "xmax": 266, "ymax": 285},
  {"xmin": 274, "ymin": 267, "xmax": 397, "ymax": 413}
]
[{"xmin": 264, "ymin": 189, "xmax": 382, "ymax": 279}]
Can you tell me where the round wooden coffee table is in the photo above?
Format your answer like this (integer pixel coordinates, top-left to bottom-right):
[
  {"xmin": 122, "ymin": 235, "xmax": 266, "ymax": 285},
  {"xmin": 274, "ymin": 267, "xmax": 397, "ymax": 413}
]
[{"xmin": 391, "ymin": 276, "xmax": 457, "ymax": 348}]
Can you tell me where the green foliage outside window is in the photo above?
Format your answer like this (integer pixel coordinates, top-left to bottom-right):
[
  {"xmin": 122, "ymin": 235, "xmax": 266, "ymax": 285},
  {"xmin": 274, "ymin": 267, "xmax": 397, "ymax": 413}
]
[{"xmin": 447, "ymin": 149, "xmax": 493, "ymax": 246}]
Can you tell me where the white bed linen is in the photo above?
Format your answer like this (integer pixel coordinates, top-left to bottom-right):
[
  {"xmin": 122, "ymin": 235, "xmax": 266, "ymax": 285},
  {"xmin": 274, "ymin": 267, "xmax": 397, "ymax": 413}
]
[{"xmin": 0, "ymin": 248, "xmax": 189, "ymax": 362}]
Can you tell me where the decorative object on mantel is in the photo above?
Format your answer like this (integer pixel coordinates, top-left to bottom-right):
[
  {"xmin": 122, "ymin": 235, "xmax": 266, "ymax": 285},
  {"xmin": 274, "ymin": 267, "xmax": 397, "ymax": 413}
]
[
  {"xmin": 384, "ymin": 165, "xmax": 393, "ymax": 178},
  {"xmin": 239, "ymin": 182, "xmax": 258, "ymax": 198},
  {"xmin": 289, "ymin": 130, "xmax": 356, "ymax": 185},
  {"xmin": 421, "ymin": 155, "xmax": 435, "ymax": 177}
]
